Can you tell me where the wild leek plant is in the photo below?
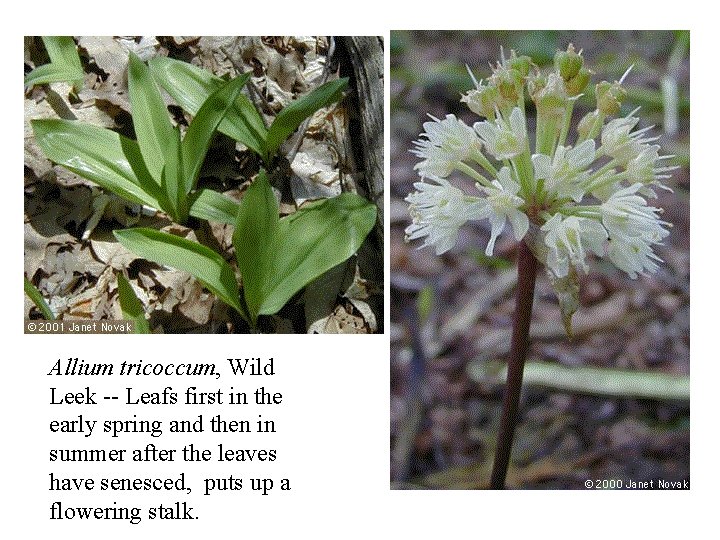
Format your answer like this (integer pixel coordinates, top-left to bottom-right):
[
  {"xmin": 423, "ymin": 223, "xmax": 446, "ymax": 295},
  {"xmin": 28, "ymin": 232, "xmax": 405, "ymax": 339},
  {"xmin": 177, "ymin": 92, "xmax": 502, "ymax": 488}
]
[
  {"xmin": 404, "ymin": 45, "xmax": 676, "ymax": 488},
  {"xmin": 115, "ymin": 171, "xmax": 376, "ymax": 329},
  {"xmin": 32, "ymin": 52, "xmax": 251, "ymax": 225},
  {"xmin": 148, "ymin": 56, "xmax": 348, "ymax": 164}
]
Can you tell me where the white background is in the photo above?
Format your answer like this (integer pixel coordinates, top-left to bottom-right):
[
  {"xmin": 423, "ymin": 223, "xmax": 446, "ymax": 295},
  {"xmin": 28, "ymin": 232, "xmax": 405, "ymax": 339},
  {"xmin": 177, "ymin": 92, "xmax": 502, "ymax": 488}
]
[{"xmin": 6, "ymin": 1, "xmax": 718, "ymax": 538}]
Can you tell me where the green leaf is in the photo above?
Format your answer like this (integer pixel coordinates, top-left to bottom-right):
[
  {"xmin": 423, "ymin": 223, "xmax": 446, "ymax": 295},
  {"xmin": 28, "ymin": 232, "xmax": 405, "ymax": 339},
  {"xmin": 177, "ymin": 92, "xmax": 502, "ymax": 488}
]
[
  {"xmin": 116, "ymin": 273, "xmax": 150, "ymax": 333},
  {"xmin": 233, "ymin": 172, "xmax": 279, "ymax": 324},
  {"xmin": 233, "ymin": 171, "xmax": 376, "ymax": 322},
  {"xmin": 24, "ymin": 36, "xmax": 84, "ymax": 89},
  {"xmin": 181, "ymin": 73, "xmax": 251, "ymax": 194},
  {"xmin": 160, "ymin": 126, "xmax": 186, "ymax": 223},
  {"xmin": 267, "ymin": 192, "xmax": 376, "ymax": 315},
  {"xmin": 127, "ymin": 52, "xmax": 175, "ymax": 184},
  {"xmin": 189, "ymin": 189, "xmax": 240, "ymax": 224},
  {"xmin": 24, "ymin": 277, "xmax": 55, "ymax": 320},
  {"xmin": 31, "ymin": 118, "xmax": 164, "ymax": 210},
  {"xmin": 148, "ymin": 57, "xmax": 268, "ymax": 159},
  {"xmin": 265, "ymin": 78, "xmax": 348, "ymax": 158},
  {"xmin": 114, "ymin": 228, "xmax": 246, "ymax": 321}
]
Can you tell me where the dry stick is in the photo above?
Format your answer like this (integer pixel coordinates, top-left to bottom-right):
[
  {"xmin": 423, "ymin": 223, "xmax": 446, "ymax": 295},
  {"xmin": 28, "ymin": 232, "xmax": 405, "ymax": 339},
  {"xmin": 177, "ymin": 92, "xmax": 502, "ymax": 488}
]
[{"xmin": 490, "ymin": 240, "xmax": 538, "ymax": 489}]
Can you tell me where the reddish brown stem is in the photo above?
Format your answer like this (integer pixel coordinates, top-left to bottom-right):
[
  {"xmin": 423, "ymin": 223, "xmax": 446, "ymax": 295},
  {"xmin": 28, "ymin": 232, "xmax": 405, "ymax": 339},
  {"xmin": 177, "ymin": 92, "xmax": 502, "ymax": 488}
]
[{"xmin": 490, "ymin": 240, "xmax": 538, "ymax": 489}]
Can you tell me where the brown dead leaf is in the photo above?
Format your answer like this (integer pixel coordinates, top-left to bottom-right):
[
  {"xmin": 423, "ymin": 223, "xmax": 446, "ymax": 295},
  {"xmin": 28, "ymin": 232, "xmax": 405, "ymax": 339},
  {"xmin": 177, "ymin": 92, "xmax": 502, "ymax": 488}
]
[
  {"xmin": 307, "ymin": 304, "xmax": 369, "ymax": 334},
  {"xmin": 176, "ymin": 279, "xmax": 215, "ymax": 325}
]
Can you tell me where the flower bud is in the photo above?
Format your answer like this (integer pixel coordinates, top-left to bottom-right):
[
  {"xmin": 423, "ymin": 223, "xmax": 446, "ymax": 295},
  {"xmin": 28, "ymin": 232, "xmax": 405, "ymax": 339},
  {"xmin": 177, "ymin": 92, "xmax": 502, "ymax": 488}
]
[
  {"xmin": 565, "ymin": 67, "xmax": 591, "ymax": 96},
  {"xmin": 554, "ymin": 44, "xmax": 584, "ymax": 82},
  {"xmin": 596, "ymin": 80, "xmax": 626, "ymax": 115},
  {"xmin": 507, "ymin": 52, "xmax": 532, "ymax": 78},
  {"xmin": 532, "ymin": 72, "xmax": 567, "ymax": 121},
  {"xmin": 491, "ymin": 65, "xmax": 523, "ymax": 102},
  {"xmin": 461, "ymin": 84, "xmax": 502, "ymax": 119},
  {"xmin": 577, "ymin": 110, "xmax": 600, "ymax": 140}
]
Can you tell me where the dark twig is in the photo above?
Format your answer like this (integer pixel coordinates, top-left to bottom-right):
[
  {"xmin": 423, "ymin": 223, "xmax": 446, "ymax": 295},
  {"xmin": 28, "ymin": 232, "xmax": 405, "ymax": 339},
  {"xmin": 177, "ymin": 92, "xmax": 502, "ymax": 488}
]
[
  {"xmin": 490, "ymin": 240, "xmax": 538, "ymax": 489},
  {"xmin": 286, "ymin": 36, "xmax": 336, "ymax": 164},
  {"xmin": 219, "ymin": 45, "xmax": 272, "ymax": 127}
]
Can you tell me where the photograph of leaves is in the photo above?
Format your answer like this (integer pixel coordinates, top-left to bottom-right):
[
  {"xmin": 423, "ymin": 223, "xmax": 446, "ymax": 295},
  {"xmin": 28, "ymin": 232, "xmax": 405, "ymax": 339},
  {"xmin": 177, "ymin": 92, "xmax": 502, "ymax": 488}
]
[{"xmin": 24, "ymin": 36, "xmax": 383, "ymax": 333}]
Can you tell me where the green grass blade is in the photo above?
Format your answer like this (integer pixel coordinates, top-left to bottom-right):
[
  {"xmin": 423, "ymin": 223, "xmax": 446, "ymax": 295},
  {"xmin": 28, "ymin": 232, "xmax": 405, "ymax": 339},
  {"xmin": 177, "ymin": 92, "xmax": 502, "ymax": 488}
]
[
  {"xmin": 148, "ymin": 57, "xmax": 268, "ymax": 159},
  {"xmin": 233, "ymin": 171, "xmax": 279, "ymax": 324},
  {"xmin": 262, "ymin": 193, "xmax": 376, "ymax": 316},
  {"xmin": 116, "ymin": 273, "xmax": 150, "ymax": 333},
  {"xmin": 265, "ymin": 78, "xmax": 348, "ymax": 158},
  {"xmin": 24, "ymin": 277, "xmax": 55, "ymax": 320},
  {"xmin": 25, "ymin": 36, "xmax": 84, "ymax": 89},
  {"xmin": 114, "ymin": 228, "xmax": 246, "ymax": 320},
  {"xmin": 127, "ymin": 52, "xmax": 175, "ymax": 185},
  {"xmin": 188, "ymin": 189, "xmax": 240, "ymax": 224},
  {"xmin": 31, "ymin": 118, "xmax": 163, "ymax": 209},
  {"xmin": 181, "ymin": 73, "xmax": 251, "ymax": 194}
]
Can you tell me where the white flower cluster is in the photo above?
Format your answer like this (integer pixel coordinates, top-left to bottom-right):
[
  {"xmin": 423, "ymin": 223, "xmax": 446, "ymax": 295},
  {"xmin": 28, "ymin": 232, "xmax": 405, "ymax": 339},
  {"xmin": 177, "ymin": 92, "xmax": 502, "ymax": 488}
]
[{"xmin": 405, "ymin": 46, "xmax": 676, "ymax": 280}]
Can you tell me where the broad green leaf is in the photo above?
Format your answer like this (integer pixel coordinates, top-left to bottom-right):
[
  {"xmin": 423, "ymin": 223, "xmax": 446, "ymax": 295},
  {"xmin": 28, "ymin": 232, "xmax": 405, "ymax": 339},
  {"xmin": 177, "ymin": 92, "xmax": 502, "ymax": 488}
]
[
  {"xmin": 266, "ymin": 192, "xmax": 376, "ymax": 315},
  {"xmin": 160, "ymin": 126, "xmax": 187, "ymax": 223},
  {"xmin": 24, "ymin": 36, "xmax": 84, "ymax": 89},
  {"xmin": 233, "ymin": 172, "xmax": 279, "ymax": 324},
  {"xmin": 24, "ymin": 63, "xmax": 81, "ymax": 88},
  {"xmin": 114, "ymin": 228, "xmax": 246, "ymax": 321},
  {"xmin": 233, "ymin": 171, "xmax": 376, "ymax": 321},
  {"xmin": 181, "ymin": 73, "xmax": 251, "ymax": 194},
  {"xmin": 265, "ymin": 78, "xmax": 348, "ymax": 158},
  {"xmin": 116, "ymin": 273, "xmax": 150, "ymax": 333},
  {"xmin": 189, "ymin": 189, "xmax": 240, "ymax": 224},
  {"xmin": 149, "ymin": 57, "xmax": 268, "ymax": 159},
  {"xmin": 24, "ymin": 277, "xmax": 55, "ymax": 320},
  {"xmin": 31, "ymin": 119, "xmax": 164, "ymax": 209},
  {"xmin": 127, "ymin": 52, "xmax": 175, "ymax": 184}
]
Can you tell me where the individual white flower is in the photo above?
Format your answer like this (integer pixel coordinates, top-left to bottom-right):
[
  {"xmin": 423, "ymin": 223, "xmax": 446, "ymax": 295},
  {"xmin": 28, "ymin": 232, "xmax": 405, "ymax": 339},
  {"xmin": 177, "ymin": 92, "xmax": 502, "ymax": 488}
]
[
  {"xmin": 607, "ymin": 234, "xmax": 663, "ymax": 279},
  {"xmin": 532, "ymin": 139, "xmax": 595, "ymax": 202},
  {"xmin": 475, "ymin": 167, "xmax": 529, "ymax": 255},
  {"xmin": 404, "ymin": 176, "xmax": 484, "ymax": 255},
  {"xmin": 600, "ymin": 183, "xmax": 670, "ymax": 243},
  {"xmin": 473, "ymin": 107, "xmax": 527, "ymax": 160},
  {"xmin": 598, "ymin": 183, "xmax": 670, "ymax": 278},
  {"xmin": 600, "ymin": 114, "xmax": 659, "ymax": 166},
  {"xmin": 541, "ymin": 214, "xmax": 607, "ymax": 278},
  {"xmin": 625, "ymin": 144, "xmax": 677, "ymax": 194},
  {"xmin": 410, "ymin": 114, "xmax": 481, "ymax": 178}
]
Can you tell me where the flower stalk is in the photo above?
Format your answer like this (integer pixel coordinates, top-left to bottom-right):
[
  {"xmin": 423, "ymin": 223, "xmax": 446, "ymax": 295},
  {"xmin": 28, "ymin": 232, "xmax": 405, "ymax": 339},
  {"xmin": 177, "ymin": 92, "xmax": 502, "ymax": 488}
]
[{"xmin": 490, "ymin": 240, "xmax": 537, "ymax": 489}]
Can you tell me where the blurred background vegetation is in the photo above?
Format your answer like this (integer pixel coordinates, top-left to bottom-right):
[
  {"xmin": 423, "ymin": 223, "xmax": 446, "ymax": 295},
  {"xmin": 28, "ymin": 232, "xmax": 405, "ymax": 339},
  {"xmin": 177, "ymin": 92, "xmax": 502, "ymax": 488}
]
[{"xmin": 390, "ymin": 31, "xmax": 689, "ymax": 489}]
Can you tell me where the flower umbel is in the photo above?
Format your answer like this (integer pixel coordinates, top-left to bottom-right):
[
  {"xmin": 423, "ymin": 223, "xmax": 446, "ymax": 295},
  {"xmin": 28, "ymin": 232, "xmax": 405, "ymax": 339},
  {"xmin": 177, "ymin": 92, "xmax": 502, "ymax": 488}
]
[{"xmin": 405, "ymin": 45, "xmax": 677, "ymax": 286}]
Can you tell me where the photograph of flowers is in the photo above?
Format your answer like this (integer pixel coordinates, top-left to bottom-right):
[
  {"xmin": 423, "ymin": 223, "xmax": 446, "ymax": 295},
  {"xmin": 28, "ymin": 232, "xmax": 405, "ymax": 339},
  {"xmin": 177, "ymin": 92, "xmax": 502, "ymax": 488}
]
[{"xmin": 390, "ymin": 30, "xmax": 689, "ymax": 489}]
